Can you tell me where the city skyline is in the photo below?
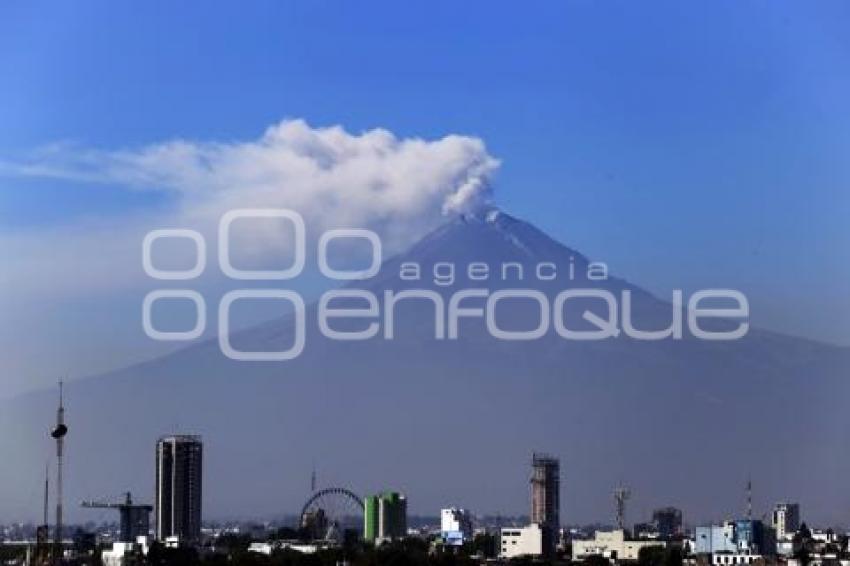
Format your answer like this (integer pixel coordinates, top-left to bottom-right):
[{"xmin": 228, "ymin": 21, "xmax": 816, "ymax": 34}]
[{"xmin": 1, "ymin": 421, "xmax": 830, "ymax": 565}]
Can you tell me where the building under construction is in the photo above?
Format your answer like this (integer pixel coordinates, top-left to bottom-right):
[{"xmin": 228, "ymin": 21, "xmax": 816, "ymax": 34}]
[
  {"xmin": 530, "ymin": 453, "xmax": 560, "ymax": 556},
  {"xmin": 81, "ymin": 492, "xmax": 152, "ymax": 543}
]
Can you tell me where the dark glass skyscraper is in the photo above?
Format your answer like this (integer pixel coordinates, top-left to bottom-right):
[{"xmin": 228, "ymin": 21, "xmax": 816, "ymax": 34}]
[
  {"xmin": 155, "ymin": 435, "xmax": 203, "ymax": 543},
  {"xmin": 652, "ymin": 506, "xmax": 683, "ymax": 539},
  {"xmin": 530, "ymin": 453, "xmax": 560, "ymax": 556}
]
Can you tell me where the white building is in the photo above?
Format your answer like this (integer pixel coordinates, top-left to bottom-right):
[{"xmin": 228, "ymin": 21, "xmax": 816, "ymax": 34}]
[
  {"xmin": 441, "ymin": 508, "xmax": 473, "ymax": 546},
  {"xmin": 248, "ymin": 540, "xmax": 324, "ymax": 555},
  {"xmin": 101, "ymin": 537, "xmax": 151, "ymax": 566},
  {"xmin": 248, "ymin": 542, "xmax": 274, "ymax": 555},
  {"xmin": 787, "ymin": 554, "xmax": 850, "ymax": 566},
  {"xmin": 776, "ymin": 539, "xmax": 795, "ymax": 556},
  {"xmin": 572, "ymin": 529, "xmax": 665, "ymax": 562},
  {"xmin": 696, "ymin": 523, "xmax": 738, "ymax": 554},
  {"xmin": 811, "ymin": 529, "xmax": 838, "ymax": 543},
  {"xmin": 773, "ymin": 503, "xmax": 800, "ymax": 540},
  {"xmin": 102, "ymin": 543, "xmax": 137, "ymax": 566},
  {"xmin": 163, "ymin": 536, "xmax": 181, "ymax": 548},
  {"xmin": 500, "ymin": 524, "xmax": 543, "ymax": 558},
  {"xmin": 711, "ymin": 552, "xmax": 763, "ymax": 565}
]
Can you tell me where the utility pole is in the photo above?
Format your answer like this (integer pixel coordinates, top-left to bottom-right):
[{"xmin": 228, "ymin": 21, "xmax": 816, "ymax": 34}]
[
  {"xmin": 35, "ymin": 463, "xmax": 50, "ymax": 565},
  {"xmin": 43, "ymin": 462, "xmax": 49, "ymax": 528}
]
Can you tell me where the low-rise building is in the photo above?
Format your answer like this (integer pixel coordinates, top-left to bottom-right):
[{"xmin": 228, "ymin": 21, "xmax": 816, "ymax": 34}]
[
  {"xmin": 776, "ymin": 539, "xmax": 796, "ymax": 556},
  {"xmin": 248, "ymin": 540, "xmax": 331, "ymax": 555},
  {"xmin": 696, "ymin": 520, "xmax": 775, "ymax": 560},
  {"xmin": 572, "ymin": 529, "xmax": 665, "ymax": 561},
  {"xmin": 787, "ymin": 553, "xmax": 850, "ymax": 566},
  {"xmin": 811, "ymin": 529, "xmax": 838, "ymax": 544},
  {"xmin": 101, "ymin": 536, "xmax": 151, "ymax": 566},
  {"xmin": 696, "ymin": 524, "xmax": 738, "ymax": 554},
  {"xmin": 500, "ymin": 524, "xmax": 543, "ymax": 558},
  {"xmin": 711, "ymin": 551, "xmax": 764, "ymax": 565},
  {"xmin": 441, "ymin": 508, "xmax": 473, "ymax": 546}
]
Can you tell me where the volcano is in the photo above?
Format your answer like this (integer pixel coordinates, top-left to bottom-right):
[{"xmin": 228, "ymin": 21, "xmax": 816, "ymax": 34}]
[{"xmin": 2, "ymin": 210, "xmax": 848, "ymax": 525}]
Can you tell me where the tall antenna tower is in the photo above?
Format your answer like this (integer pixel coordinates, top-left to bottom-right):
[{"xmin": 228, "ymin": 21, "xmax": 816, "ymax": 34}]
[
  {"xmin": 614, "ymin": 485, "xmax": 631, "ymax": 530},
  {"xmin": 34, "ymin": 463, "xmax": 50, "ymax": 565},
  {"xmin": 50, "ymin": 381, "xmax": 68, "ymax": 564},
  {"xmin": 746, "ymin": 476, "xmax": 752, "ymax": 520}
]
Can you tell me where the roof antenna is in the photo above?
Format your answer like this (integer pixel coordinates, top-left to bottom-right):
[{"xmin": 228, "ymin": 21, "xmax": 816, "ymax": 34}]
[{"xmin": 310, "ymin": 461, "xmax": 317, "ymax": 493}]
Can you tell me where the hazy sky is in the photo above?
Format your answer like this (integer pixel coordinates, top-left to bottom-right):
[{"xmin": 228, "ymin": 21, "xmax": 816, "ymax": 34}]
[{"xmin": 1, "ymin": 0, "xmax": 849, "ymax": 397}]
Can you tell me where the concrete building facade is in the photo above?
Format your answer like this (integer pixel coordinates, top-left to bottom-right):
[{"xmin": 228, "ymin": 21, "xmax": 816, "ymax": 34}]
[
  {"xmin": 773, "ymin": 503, "xmax": 800, "ymax": 541},
  {"xmin": 440, "ymin": 508, "xmax": 473, "ymax": 546},
  {"xmin": 364, "ymin": 491, "xmax": 407, "ymax": 543},
  {"xmin": 500, "ymin": 524, "xmax": 543, "ymax": 559},
  {"xmin": 572, "ymin": 529, "xmax": 665, "ymax": 561},
  {"xmin": 155, "ymin": 435, "xmax": 203, "ymax": 543},
  {"xmin": 530, "ymin": 453, "xmax": 560, "ymax": 556},
  {"xmin": 695, "ymin": 520, "xmax": 775, "ymax": 557}
]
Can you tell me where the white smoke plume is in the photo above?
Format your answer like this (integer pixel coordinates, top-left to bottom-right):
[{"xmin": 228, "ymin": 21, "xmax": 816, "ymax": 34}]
[
  {"xmin": 4, "ymin": 119, "xmax": 500, "ymax": 254},
  {"xmin": 0, "ymin": 120, "xmax": 501, "ymax": 390}
]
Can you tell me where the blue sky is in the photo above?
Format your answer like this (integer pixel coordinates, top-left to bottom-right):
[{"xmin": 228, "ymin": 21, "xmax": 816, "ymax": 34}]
[{"xmin": 1, "ymin": 1, "xmax": 849, "ymax": 394}]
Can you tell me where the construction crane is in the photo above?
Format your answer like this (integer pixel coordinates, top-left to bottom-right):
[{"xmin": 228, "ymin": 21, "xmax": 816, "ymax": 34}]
[{"xmin": 81, "ymin": 492, "xmax": 153, "ymax": 543}]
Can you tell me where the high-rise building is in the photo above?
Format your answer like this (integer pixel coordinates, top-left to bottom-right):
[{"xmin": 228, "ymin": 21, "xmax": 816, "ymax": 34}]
[
  {"xmin": 652, "ymin": 507, "xmax": 683, "ymax": 539},
  {"xmin": 773, "ymin": 502, "xmax": 800, "ymax": 540},
  {"xmin": 364, "ymin": 491, "xmax": 407, "ymax": 543},
  {"xmin": 364, "ymin": 496, "xmax": 378, "ymax": 541},
  {"xmin": 530, "ymin": 453, "xmax": 560, "ymax": 556},
  {"xmin": 735, "ymin": 519, "xmax": 774, "ymax": 554},
  {"xmin": 155, "ymin": 435, "xmax": 203, "ymax": 544}
]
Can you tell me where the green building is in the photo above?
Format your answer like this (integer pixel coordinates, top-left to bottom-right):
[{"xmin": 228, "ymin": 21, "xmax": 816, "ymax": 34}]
[
  {"xmin": 364, "ymin": 496, "xmax": 379, "ymax": 542},
  {"xmin": 363, "ymin": 491, "xmax": 407, "ymax": 542}
]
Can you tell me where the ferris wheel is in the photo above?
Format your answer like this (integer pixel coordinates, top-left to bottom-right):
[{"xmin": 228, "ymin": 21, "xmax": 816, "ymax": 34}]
[{"xmin": 299, "ymin": 487, "xmax": 364, "ymax": 542}]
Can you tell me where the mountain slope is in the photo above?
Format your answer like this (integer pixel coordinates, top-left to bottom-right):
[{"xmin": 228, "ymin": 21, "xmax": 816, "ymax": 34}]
[{"xmin": 2, "ymin": 210, "xmax": 848, "ymax": 525}]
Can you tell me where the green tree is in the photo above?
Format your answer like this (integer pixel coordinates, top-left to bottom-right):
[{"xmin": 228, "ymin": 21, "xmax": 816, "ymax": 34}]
[{"xmin": 637, "ymin": 545, "xmax": 684, "ymax": 566}]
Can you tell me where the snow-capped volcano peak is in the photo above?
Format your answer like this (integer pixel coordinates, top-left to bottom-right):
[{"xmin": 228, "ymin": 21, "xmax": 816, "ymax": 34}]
[
  {"xmin": 458, "ymin": 204, "xmax": 504, "ymax": 225},
  {"xmin": 453, "ymin": 203, "xmax": 502, "ymax": 224},
  {"xmin": 423, "ymin": 206, "xmax": 587, "ymax": 266}
]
